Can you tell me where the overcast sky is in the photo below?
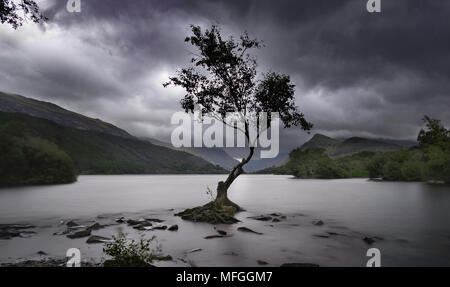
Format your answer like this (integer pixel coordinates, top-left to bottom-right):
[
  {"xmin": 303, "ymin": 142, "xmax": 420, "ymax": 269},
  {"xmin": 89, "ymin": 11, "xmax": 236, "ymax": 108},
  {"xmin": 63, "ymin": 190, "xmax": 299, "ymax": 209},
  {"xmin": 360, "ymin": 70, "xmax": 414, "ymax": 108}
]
[{"xmin": 1, "ymin": 0, "xmax": 449, "ymax": 151}]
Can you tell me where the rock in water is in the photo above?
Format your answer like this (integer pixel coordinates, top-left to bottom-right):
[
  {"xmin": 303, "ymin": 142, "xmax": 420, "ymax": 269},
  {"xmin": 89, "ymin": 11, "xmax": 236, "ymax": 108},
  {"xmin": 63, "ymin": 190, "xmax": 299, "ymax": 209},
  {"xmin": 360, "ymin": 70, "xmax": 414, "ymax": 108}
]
[
  {"xmin": 237, "ymin": 227, "xmax": 263, "ymax": 235},
  {"xmin": 67, "ymin": 229, "xmax": 91, "ymax": 239},
  {"xmin": 151, "ymin": 225, "xmax": 168, "ymax": 230},
  {"xmin": 168, "ymin": 225, "xmax": 178, "ymax": 231},
  {"xmin": 126, "ymin": 219, "xmax": 141, "ymax": 226},
  {"xmin": 115, "ymin": 217, "xmax": 125, "ymax": 223},
  {"xmin": 186, "ymin": 248, "xmax": 202, "ymax": 254},
  {"xmin": 248, "ymin": 215, "xmax": 272, "ymax": 221},
  {"xmin": 204, "ymin": 234, "xmax": 229, "ymax": 239},
  {"xmin": 217, "ymin": 230, "xmax": 227, "ymax": 235},
  {"xmin": 312, "ymin": 220, "xmax": 324, "ymax": 226},
  {"xmin": 86, "ymin": 235, "xmax": 112, "ymax": 244},
  {"xmin": 66, "ymin": 220, "xmax": 79, "ymax": 227},
  {"xmin": 363, "ymin": 237, "xmax": 375, "ymax": 245},
  {"xmin": 145, "ymin": 218, "xmax": 164, "ymax": 223},
  {"xmin": 88, "ymin": 223, "xmax": 103, "ymax": 230},
  {"xmin": 257, "ymin": 260, "xmax": 269, "ymax": 265}
]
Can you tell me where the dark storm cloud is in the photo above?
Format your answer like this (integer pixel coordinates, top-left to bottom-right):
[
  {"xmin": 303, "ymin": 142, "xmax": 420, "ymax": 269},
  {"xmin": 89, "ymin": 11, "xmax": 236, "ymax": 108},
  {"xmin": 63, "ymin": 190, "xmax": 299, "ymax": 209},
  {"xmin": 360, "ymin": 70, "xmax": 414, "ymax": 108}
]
[{"xmin": 0, "ymin": 0, "xmax": 449, "ymax": 147}]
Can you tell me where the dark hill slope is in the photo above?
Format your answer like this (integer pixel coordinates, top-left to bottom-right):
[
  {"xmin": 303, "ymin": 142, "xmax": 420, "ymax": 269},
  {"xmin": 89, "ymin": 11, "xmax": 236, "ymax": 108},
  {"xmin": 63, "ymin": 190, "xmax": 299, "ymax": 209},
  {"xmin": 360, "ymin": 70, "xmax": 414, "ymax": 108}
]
[
  {"xmin": 0, "ymin": 112, "xmax": 225, "ymax": 174},
  {"xmin": 0, "ymin": 92, "xmax": 132, "ymax": 138}
]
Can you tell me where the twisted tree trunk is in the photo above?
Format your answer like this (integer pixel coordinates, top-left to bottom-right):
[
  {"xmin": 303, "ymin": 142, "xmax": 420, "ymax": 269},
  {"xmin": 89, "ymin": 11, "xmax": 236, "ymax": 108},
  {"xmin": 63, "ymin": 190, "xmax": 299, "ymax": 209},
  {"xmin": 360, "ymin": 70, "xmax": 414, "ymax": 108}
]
[
  {"xmin": 175, "ymin": 147, "xmax": 255, "ymax": 224},
  {"xmin": 215, "ymin": 147, "xmax": 254, "ymax": 210}
]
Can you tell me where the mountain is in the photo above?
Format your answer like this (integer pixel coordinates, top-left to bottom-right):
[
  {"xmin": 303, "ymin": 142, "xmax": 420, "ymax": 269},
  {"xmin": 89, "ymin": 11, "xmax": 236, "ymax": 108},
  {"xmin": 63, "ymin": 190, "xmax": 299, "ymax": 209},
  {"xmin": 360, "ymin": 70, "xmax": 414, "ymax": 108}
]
[
  {"xmin": 0, "ymin": 112, "xmax": 226, "ymax": 175},
  {"xmin": 0, "ymin": 92, "xmax": 227, "ymax": 179},
  {"xmin": 299, "ymin": 134, "xmax": 341, "ymax": 153},
  {"xmin": 143, "ymin": 138, "xmax": 240, "ymax": 171},
  {"xmin": 0, "ymin": 92, "xmax": 132, "ymax": 138},
  {"xmin": 374, "ymin": 138, "xmax": 418, "ymax": 148},
  {"xmin": 300, "ymin": 134, "xmax": 401, "ymax": 157},
  {"xmin": 243, "ymin": 153, "xmax": 289, "ymax": 172}
]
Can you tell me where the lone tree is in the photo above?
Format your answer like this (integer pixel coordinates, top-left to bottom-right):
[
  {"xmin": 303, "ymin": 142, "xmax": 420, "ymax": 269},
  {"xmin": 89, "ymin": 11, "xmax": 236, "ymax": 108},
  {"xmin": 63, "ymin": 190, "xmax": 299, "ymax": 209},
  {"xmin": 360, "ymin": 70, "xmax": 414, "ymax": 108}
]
[
  {"xmin": 0, "ymin": 0, "xmax": 47, "ymax": 29},
  {"xmin": 164, "ymin": 25, "xmax": 312, "ymax": 224}
]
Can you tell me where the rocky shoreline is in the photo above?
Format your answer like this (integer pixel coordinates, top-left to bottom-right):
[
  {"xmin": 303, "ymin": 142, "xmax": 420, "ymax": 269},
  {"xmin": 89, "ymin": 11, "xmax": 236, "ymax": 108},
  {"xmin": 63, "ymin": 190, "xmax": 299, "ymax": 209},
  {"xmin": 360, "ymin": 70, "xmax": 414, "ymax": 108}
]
[{"xmin": 0, "ymin": 209, "xmax": 388, "ymax": 267}]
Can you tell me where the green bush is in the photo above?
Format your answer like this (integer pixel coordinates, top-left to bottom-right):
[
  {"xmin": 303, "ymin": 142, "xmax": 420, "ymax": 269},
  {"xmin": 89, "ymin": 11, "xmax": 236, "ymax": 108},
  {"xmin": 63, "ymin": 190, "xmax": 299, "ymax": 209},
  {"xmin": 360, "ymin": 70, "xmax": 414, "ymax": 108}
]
[
  {"xmin": 401, "ymin": 160, "xmax": 425, "ymax": 181},
  {"xmin": 382, "ymin": 160, "xmax": 403, "ymax": 181},
  {"xmin": 102, "ymin": 233, "xmax": 161, "ymax": 267}
]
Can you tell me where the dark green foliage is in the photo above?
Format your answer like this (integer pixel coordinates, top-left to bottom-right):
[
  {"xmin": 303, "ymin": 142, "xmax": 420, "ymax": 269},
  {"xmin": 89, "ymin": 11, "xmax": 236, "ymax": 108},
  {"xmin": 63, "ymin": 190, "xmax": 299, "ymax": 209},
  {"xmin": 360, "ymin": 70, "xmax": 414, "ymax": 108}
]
[
  {"xmin": 0, "ymin": 120, "xmax": 76, "ymax": 186},
  {"xmin": 270, "ymin": 148, "xmax": 351, "ymax": 179},
  {"xmin": 266, "ymin": 116, "xmax": 450, "ymax": 183},
  {"xmin": 0, "ymin": 112, "xmax": 226, "ymax": 185},
  {"xmin": 418, "ymin": 116, "xmax": 450, "ymax": 148},
  {"xmin": 102, "ymin": 233, "xmax": 160, "ymax": 267}
]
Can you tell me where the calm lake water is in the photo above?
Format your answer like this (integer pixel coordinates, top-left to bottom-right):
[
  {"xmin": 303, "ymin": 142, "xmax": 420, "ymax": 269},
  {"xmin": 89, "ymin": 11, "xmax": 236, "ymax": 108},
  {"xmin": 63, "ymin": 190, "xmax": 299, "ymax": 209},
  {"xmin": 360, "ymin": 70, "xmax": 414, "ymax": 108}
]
[{"xmin": 1, "ymin": 175, "xmax": 450, "ymax": 266}]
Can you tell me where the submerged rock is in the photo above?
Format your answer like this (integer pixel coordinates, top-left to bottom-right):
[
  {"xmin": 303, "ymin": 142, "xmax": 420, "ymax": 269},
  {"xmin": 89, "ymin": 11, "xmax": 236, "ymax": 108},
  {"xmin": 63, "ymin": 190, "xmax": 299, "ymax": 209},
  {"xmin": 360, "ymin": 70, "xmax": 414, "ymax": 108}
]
[
  {"xmin": 66, "ymin": 220, "xmax": 79, "ymax": 227},
  {"xmin": 115, "ymin": 217, "xmax": 125, "ymax": 223},
  {"xmin": 67, "ymin": 229, "xmax": 91, "ymax": 239},
  {"xmin": 257, "ymin": 260, "xmax": 269, "ymax": 265},
  {"xmin": 168, "ymin": 225, "xmax": 178, "ymax": 231},
  {"xmin": 151, "ymin": 225, "xmax": 168, "ymax": 230},
  {"xmin": 363, "ymin": 236, "xmax": 383, "ymax": 245},
  {"xmin": 86, "ymin": 235, "xmax": 112, "ymax": 244},
  {"xmin": 145, "ymin": 218, "xmax": 164, "ymax": 223},
  {"xmin": 217, "ymin": 230, "xmax": 227, "ymax": 235},
  {"xmin": 312, "ymin": 220, "xmax": 324, "ymax": 226},
  {"xmin": 248, "ymin": 215, "xmax": 272, "ymax": 221},
  {"xmin": 88, "ymin": 223, "xmax": 104, "ymax": 230},
  {"xmin": 204, "ymin": 234, "xmax": 230, "ymax": 239},
  {"xmin": 186, "ymin": 248, "xmax": 202, "ymax": 254},
  {"xmin": 126, "ymin": 219, "xmax": 141, "ymax": 226},
  {"xmin": 237, "ymin": 227, "xmax": 263, "ymax": 235},
  {"xmin": 0, "ymin": 224, "xmax": 36, "ymax": 239}
]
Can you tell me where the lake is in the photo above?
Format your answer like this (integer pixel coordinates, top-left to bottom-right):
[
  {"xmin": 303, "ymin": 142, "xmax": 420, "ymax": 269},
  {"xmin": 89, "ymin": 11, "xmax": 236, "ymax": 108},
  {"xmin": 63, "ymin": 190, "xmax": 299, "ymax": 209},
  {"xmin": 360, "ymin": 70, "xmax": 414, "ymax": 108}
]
[{"xmin": 1, "ymin": 175, "xmax": 449, "ymax": 266}]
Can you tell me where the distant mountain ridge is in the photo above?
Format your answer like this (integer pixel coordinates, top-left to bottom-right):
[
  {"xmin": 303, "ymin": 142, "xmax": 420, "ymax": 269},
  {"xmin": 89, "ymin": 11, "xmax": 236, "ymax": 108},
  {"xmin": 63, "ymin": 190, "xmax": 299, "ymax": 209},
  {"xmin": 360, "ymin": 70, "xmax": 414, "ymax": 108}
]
[
  {"xmin": 0, "ymin": 92, "xmax": 132, "ymax": 138},
  {"xmin": 0, "ymin": 92, "xmax": 226, "ymax": 175},
  {"xmin": 143, "ymin": 138, "xmax": 240, "ymax": 171},
  {"xmin": 300, "ymin": 134, "xmax": 403, "ymax": 157}
]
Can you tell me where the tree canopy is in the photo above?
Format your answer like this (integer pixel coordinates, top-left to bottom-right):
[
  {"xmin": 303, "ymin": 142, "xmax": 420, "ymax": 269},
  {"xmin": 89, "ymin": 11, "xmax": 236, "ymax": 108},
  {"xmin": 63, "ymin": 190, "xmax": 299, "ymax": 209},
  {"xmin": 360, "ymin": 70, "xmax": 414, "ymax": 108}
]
[
  {"xmin": 165, "ymin": 25, "xmax": 312, "ymax": 141},
  {"xmin": 0, "ymin": 0, "xmax": 47, "ymax": 29}
]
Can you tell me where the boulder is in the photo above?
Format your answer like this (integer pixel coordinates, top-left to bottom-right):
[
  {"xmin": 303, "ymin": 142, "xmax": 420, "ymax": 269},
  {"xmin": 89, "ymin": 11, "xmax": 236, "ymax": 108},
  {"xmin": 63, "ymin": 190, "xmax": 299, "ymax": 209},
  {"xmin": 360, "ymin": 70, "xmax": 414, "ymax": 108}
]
[
  {"xmin": 66, "ymin": 220, "xmax": 79, "ymax": 227},
  {"xmin": 88, "ymin": 223, "xmax": 104, "ymax": 230},
  {"xmin": 168, "ymin": 225, "xmax": 178, "ymax": 231},
  {"xmin": 67, "ymin": 229, "xmax": 91, "ymax": 239}
]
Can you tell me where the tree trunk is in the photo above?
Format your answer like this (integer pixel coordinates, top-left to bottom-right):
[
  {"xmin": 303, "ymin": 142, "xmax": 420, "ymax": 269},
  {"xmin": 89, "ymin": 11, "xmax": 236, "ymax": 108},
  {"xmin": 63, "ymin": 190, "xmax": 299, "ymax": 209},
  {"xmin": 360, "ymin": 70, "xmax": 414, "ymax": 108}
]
[{"xmin": 214, "ymin": 147, "xmax": 255, "ymax": 210}]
